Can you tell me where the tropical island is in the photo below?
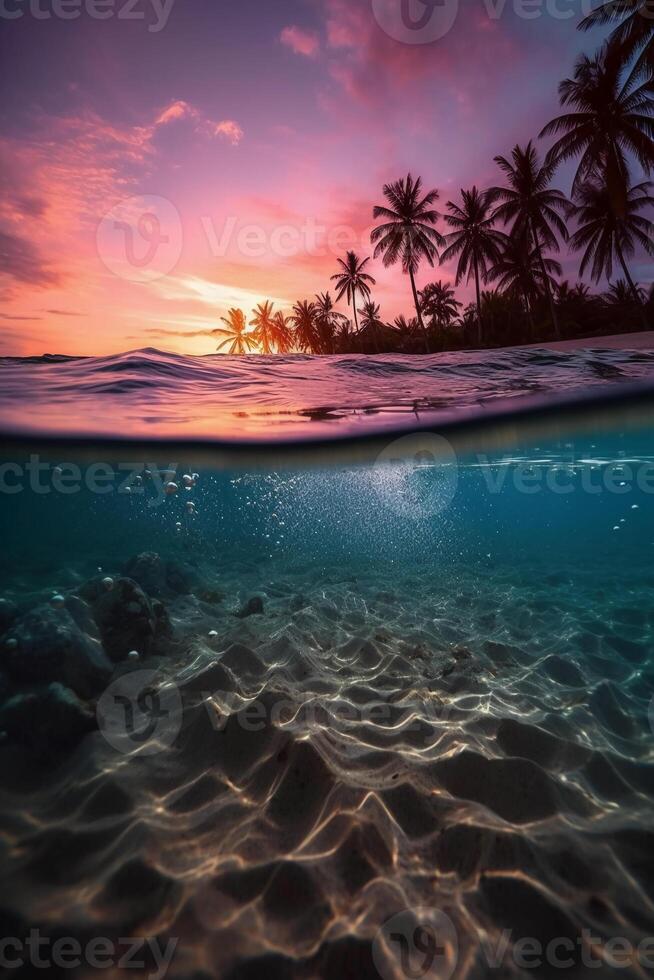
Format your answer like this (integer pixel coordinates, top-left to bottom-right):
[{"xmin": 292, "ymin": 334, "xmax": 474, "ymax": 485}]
[{"xmin": 215, "ymin": 13, "xmax": 654, "ymax": 356}]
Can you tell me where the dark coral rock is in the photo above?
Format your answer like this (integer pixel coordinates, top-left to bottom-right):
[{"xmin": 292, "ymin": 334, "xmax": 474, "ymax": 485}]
[
  {"xmin": 122, "ymin": 552, "xmax": 197, "ymax": 598},
  {"xmin": 2, "ymin": 605, "xmax": 112, "ymax": 698},
  {"xmin": 93, "ymin": 577, "xmax": 170, "ymax": 662},
  {"xmin": 64, "ymin": 594, "xmax": 99, "ymax": 638},
  {"xmin": 0, "ymin": 598, "xmax": 18, "ymax": 633},
  {"xmin": 122, "ymin": 552, "xmax": 168, "ymax": 596},
  {"xmin": 0, "ymin": 682, "xmax": 96, "ymax": 754}
]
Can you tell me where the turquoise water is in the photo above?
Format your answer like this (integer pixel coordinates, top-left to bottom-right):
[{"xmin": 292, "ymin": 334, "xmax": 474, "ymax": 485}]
[{"xmin": 1, "ymin": 399, "xmax": 654, "ymax": 978}]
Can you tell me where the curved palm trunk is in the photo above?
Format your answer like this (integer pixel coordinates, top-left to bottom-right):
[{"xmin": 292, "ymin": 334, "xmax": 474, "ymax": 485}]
[
  {"xmin": 351, "ymin": 293, "xmax": 359, "ymax": 334},
  {"xmin": 530, "ymin": 219, "xmax": 560, "ymax": 339},
  {"xmin": 473, "ymin": 254, "xmax": 483, "ymax": 346},
  {"xmin": 409, "ymin": 267, "xmax": 431, "ymax": 354},
  {"xmin": 523, "ymin": 288, "xmax": 535, "ymax": 338},
  {"xmin": 616, "ymin": 240, "xmax": 648, "ymax": 329},
  {"xmin": 371, "ymin": 322, "xmax": 380, "ymax": 355}
]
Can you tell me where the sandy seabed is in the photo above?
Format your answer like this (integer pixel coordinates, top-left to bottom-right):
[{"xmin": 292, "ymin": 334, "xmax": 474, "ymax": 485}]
[{"xmin": 1, "ymin": 550, "xmax": 653, "ymax": 980}]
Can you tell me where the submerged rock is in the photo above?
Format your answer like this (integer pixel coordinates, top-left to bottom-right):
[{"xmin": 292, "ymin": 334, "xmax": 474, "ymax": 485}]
[
  {"xmin": 93, "ymin": 577, "xmax": 171, "ymax": 662},
  {"xmin": 123, "ymin": 552, "xmax": 197, "ymax": 598},
  {"xmin": 64, "ymin": 594, "xmax": 99, "ymax": 638},
  {"xmin": 2, "ymin": 605, "xmax": 112, "ymax": 698},
  {"xmin": 0, "ymin": 599, "xmax": 18, "ymax": 633},
  {"xmin": 235, "ymin": 596, "xmax": 264, "ymax": 618},
  {"xmin": 0, "ymin": 682, "xmax": 96, "ymax": 754},
  {"xmin": 122, "ymin": 553, "xmax": 167, "ymax": 596}
]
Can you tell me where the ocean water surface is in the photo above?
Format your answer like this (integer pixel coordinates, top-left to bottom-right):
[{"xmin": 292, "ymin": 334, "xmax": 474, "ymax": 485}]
[
  {"xmin": 0, "ymin": 350, "xmax": 654, "ymax": 979},
  {"xmin": 2, "ymin": 345, "xmax": 654, "ymax": 439}
]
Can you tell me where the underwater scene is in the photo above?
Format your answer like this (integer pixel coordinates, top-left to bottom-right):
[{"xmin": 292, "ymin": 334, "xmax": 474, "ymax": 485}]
[{"xmin": 1, "ymin": 404, "xmax": 654, "ymax": 980}]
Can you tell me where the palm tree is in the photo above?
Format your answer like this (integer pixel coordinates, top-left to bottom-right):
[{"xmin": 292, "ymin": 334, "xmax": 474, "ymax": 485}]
[
  {"xmin": 579, "ymin": 0, "xmax": 654, "ymax": 80},
  {"xmin": 489, "ymin": 142, "xmax": 569, "ymax": 338},
  {"xmin": 419, "ymin": 280, "xmax": 462, "ymax": 339},
  {"xmin": 357, "ymin": 300, "xmax": 384, "ymax": 352},
  {"xmin": 330, "ymin": 252, "xmax": 376, "ymax": 336},
  {"xmin": 290, "ymin": 300, "xmax": 319, "ymax": 352},
  {"xmin": 441, "ymin": 187, "xmax": 505, "ymax": 345},
  {"xmin": 314, "ymin": 292, "xmax": 348, "ymax": 353},
  {"xmin": 569, "ymin": 176, "xmax": 654, "ymax": 323},
  {"xmin": 540, "ymin": 46, "xmax": 654, "ymax": 208},
  {"xmin": 250, "ymin": 301, "xmax": 277, "ymax": 354},
  {"xmin": 393, "ymin": 314, "xmax": 419, "ymax": 346},
  {"xmin": 334, "ymin": 318, "xmax": 353, "ymax": 353},
  {"xmin": 271, "ymin": 310, "xmax": 294, "ymax": 353},
  {"xmin": 371, "ymin": 173, "xmax": 445, "ymax": 351},
  {"xmin": 487, "ymin": 233, "xmax": 562, "ymax": 335},
  {"xmin": 604, "ymin": 278, "xmax": 647, "ymax": 305},
  {"xmin": 214, "ymin": 308, "xmax": 255, "ymax": 354}
]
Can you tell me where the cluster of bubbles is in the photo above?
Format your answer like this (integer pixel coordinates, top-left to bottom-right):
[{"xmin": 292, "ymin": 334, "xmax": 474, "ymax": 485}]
[
  {"xmin": 121, "ymin": 467, "xmax": 201, "ymax": 531},
  {"xmin": 164, "ymin": 471, "xmax": 200, "ymax": 533}
]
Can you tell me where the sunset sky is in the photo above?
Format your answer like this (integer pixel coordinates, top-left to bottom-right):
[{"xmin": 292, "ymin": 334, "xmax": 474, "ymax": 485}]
[{"xmin": 0, "ymin": 0, "xmax": 644, "ymax": 356}]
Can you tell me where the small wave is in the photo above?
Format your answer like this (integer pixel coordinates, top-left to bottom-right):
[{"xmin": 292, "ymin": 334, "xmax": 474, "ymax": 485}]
[{"xmin": 1, "ymin": 346, "xmax": 654, "ymax": 441}]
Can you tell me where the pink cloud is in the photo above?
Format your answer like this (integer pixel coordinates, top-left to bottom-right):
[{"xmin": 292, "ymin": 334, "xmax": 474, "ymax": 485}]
[
  {"xmin": 214, "ymin": 120, "xmax": 244, "ymax": 145},
  {"xmin": 280, "ymin": 25, "xmax": 320, "ymax": 58},
  {"xmin": 155, "ymin": 101, "xmax": 244, "ymax": 144},
  {"xmin": 155, "ymin": 100, "xmax": 190, "ymax": 125}
]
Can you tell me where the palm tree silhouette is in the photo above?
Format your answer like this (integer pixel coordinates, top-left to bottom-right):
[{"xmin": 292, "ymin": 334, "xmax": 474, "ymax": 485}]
[
  {"xmin": 605, "ymin": 279, "xmax": 647, "ymax": 305},
  {"xmin": 250, "ymin": 301, "xmax": 278, "ymax": 354},
  {"xmin": 357, "ymin": 300, "xmax": 384, "ymax": 353},
  {"xmin": 314, "ymin": 292, "xmax": 348, "ymax": 353},
  {"xmin": 419, "ymin": 280, "xmax": 462, "ymax": 342},
  {"xmin": 540, "ymin": 46, "xmax": 654, "ymax": 207},
  {"xmin": 569, "ymin": 176, "xmax": 654, "ymax": 323},
  {"xmin": 393, "ymin": 314, "xmax": 419, "ymax": 343},
  {"xmin": 214, "ymin": 308, "xmax": 255, "ymax": 354},
  {"xmin": 271, "ymin": 310, "xmax": 294, "ymax": 353},
  {"xmin": 371, "ymin": 173, "xmax": 445, "ymax": 352},
  {"xmin": 290, "ymin": 300, "xmax": 319, "ymax": 352},
  {"xmin": 487, "ymin": 233, "xmax": 562, "ymax": 335},
  {"xmin": 330, "ymin": 252, "xmax": 376, "ymax": 337},
  {"xmin": 489, "ymin": 142, "xmax": 569, "ymax": 338},
  {"xmin": 441, "ymin": 187, "xmax": 505, "ymax": 345},
  {"xmin": 579, "ymin": 0, "xmax": 654, "ymax": 81}
]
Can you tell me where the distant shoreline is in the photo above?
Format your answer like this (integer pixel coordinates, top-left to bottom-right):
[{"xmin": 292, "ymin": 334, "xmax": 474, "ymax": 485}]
[
  {"xmin": 512, "ymin": 330, "xmax": 654, "ymax": 352},
  {"xmin": 5, "ymin": 331, "xmax": 654, "ymax": 361}
]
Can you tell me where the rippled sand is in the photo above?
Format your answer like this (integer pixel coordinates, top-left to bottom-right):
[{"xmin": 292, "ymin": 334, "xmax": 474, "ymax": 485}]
[{"xmin": 1, "ymin": 552, "xmax": 654, "ymax": 979}]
